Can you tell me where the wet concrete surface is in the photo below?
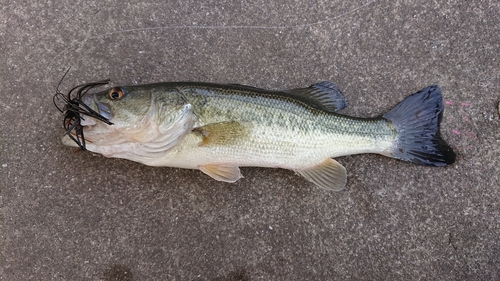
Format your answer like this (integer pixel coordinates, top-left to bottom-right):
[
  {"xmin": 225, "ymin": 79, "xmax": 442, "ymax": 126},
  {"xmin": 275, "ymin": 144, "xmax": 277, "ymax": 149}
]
[{"xmin": 1, "ymin": 0, "xmax": 499, "ymax": 280}]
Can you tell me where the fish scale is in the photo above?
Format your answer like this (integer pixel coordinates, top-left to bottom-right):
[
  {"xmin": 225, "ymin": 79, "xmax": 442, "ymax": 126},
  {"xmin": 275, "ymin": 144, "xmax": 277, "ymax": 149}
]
[{"xmin": 184, "ymin": 89, "xmax": 382, "ymax": 161}]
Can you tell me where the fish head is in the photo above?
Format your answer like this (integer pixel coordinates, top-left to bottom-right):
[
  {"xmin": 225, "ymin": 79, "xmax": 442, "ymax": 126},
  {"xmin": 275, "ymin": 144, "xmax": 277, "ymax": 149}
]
[{"xmin": 61, "ymin": 83, "xmax": 194, "ymax": 158}]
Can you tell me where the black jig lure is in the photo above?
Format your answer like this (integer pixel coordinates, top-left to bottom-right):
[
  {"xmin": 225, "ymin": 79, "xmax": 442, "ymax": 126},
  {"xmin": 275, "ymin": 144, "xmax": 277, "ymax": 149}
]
[{"xmin": 53, "ymin": 69, "xmax": 113, "ymax": 150}]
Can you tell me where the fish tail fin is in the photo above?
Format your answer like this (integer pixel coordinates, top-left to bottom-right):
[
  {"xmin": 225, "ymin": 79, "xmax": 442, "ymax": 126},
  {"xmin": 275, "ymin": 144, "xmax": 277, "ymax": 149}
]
[{"xmin": 382, "ymin": 85, "xmax": 456, "ymax": 166}]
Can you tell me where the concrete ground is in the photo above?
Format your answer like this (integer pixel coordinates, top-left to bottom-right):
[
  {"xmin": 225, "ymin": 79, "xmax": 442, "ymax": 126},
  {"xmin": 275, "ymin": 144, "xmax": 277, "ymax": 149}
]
[{"xmin": 1, "ymin": 0, "xmax": 499, "ymax": 280}]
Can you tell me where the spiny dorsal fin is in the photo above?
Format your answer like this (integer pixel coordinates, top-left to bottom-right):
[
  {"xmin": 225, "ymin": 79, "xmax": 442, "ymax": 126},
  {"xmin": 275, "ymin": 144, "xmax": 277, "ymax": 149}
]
[
  {"xmin": 199, "ymin": 164, "xmax": 243, "ymax": 182},
  {"xmin": 295, "ymin": 158, "xmax": 347, "ymax": 191},
  {"xmin": 285, "ymin": 81, "xmax": 347, "ymax": 113},
  {"xmin": 192, "ymin": 121, "xmax": 249, "ymax": 146}
]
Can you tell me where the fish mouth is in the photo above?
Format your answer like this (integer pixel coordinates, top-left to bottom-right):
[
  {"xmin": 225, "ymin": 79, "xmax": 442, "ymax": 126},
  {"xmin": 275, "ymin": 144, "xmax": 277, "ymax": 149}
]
[
  {"xmin": 82, "ymin": 94, "xmax": 113, "ymax": 124},
  {"xmin": 53, "ymin": 80, "xmax": 114, "ymax": 150}
]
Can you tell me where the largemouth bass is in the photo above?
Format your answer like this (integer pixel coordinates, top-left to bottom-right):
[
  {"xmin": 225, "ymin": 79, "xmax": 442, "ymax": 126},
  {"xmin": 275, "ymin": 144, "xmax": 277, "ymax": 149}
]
[{"xmin": 55, "ymin": 81, "xmax": 456, "ymax": 190}]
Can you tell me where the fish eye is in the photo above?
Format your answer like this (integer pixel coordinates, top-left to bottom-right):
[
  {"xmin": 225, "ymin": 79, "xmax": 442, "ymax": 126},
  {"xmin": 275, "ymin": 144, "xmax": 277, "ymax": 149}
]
[{"xmin": 108, "ymin": 87, "xmax": 125, "ymax": 100}]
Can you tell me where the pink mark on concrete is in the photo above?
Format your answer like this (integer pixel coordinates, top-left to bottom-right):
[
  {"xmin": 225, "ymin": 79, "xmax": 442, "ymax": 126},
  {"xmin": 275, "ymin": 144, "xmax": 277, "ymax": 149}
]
[
  {"xmin": 460, "ymin": 102, "xmax": 471, "ymax": 107},
  {"xmin": 463, "ymin": 116, "xmax": 470, "ymax": 122},
  {"xmin": 444, "ymin": 100, "xmax": 453, "ymax": 105},
  {"xmin": 464, "ymin": 131, "xmax": 477, "ymax": 139},
  {"xmin": 451, "ymin": 129, "xmax": 461, "ymax": 135}
]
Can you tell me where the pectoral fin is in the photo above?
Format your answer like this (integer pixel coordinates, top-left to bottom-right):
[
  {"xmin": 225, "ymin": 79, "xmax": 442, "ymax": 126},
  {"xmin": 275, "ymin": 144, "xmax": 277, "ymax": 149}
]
[
  {"xmin": 193, "ymin": 121, "xmax": 249, "ymax": 146},
  {"xmin": 295, "ymin": 158, "xmax": 347, "ymax": 191},
  {"xmin": 199, "ymin": 164, "xmax": 243, "ymax": 183}
]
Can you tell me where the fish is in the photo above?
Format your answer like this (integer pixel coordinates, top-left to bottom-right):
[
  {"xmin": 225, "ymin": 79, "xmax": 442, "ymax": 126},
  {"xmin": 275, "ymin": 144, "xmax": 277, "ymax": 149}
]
[{"xmin": 54, "ymin": 81, "xmax": 456, "ymax": 190}]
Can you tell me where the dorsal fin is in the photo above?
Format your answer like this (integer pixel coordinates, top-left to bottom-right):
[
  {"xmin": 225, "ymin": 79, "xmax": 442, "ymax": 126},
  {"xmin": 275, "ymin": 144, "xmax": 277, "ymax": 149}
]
[
  {"xmin": 227, "ymin": 81, "xmax": 347, "ymax": 113},
  {"xmin": 284, "ymin": 81, "xmax": 347, "ymax": 113}
]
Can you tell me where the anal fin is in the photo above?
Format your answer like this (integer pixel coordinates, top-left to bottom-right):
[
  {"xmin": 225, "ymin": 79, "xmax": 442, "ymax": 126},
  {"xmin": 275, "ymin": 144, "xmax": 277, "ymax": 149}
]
[
  {"xmin": 199, "ymin": 164, "xmax": 243, "ymax": 183},
  {"xmin": 295, "ymin": 158, "xmax": 347, "ymax": 191}
]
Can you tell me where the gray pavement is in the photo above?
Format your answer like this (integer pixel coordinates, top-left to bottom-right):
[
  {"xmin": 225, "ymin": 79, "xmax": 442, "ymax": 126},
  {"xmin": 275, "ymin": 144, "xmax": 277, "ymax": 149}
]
[{"xmin": 1, "ymin": 0, "xmax": 499, "ymax": 280}]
